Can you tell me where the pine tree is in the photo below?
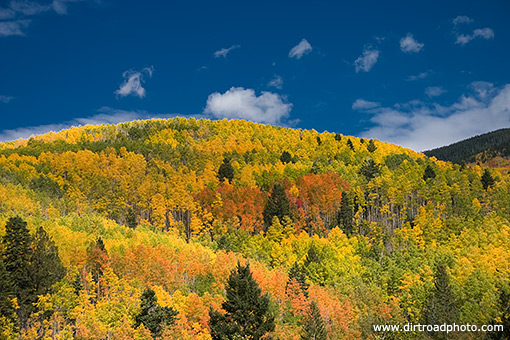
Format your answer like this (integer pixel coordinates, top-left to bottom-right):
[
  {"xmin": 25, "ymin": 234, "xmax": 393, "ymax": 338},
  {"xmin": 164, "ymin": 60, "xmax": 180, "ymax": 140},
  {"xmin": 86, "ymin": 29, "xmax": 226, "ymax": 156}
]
[
  {"xmin": 300, "ymin": 301, "xmax": 327, "ymax": 340},
  {"xmin": 135, "ymin": 287, "xmax": 178, "ymax": 338},
  {"xmin": 481, "ymin": 169, "xmax": 495, "ymax": 190},
  {"xmin": 316, "ymin": 136, "xmax": 322, "ymax": 146},
  {"xmin": 359, "ymin": 158, "xmax": 381, "ymax": 181},
  {"xmin": 218, "ymin": 157, "xmax": 235, "ymax": 183},
  {"xmin": 423, "ymin": 164, "xmax": 436, "ymax": 181},
  {"xmin": 346, "ymin": 139, "xmax": 354, "ymax": 151},
  {"xmin": 367, "ymin": 139, "xmax": 377, "ymax": 153},
  {"xmin": 1, "ymin": 216, "xmax": 34, "ymax": 325},
  {"xmin": 0, "ymin": 258, "xmax": 15, "ymax": 322},
  {"xmin": 31, "ymin": 226, "xmax": 66, "ymax": 299},
  {"xmin": 263, "ymin": 183, "xmax": 291, "ymax": 228},
  {"xmin": 280, "ymin": 151, "xmax": 292, "ymax": 164},
  {"xmin": 209, "ymin": 261, "xmax": 275, "ymax": 340},
  {"xmin": 287, "ymin": 262, "xmax": 309, "ymax": 298},
  {"xmin": 424, "ymin": 264, "xmax": 459, "ymax": 338},
  {"xmin": 337, "ymin": 191, "xmax": 354, "ymax": 235},
  {"xmin": 486, "ymin": 288, "xmax": 510, "ymax": 340},
  {"xmin": 334, "ymin": 133, "xmax": 342, "ymax": 141},
  {"xmin": 127, "ymin": 207, "xmax": 138, "ymax": 229}
]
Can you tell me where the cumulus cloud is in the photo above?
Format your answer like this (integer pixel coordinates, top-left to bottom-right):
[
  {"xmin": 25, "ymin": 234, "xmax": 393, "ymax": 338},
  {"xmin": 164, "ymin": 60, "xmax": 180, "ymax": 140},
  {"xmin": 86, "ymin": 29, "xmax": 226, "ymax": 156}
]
[
  {"xmin": 0, "ymin": 95, "xmax": 14, "ymax": 103},
  {"xmin": 0, "ymin": 107, "xmax": 190, "ymax": 142},
  {"xmin": 407, "ymin": 71, "xmax": 429, "ymax": 81},
  {"xmin": 268, "ymin": 75, "xmax": 283, "ymax": 89},
  {"xmin": 425, "ymin": 86, "xmax": 446, "ymax": 98},
  {"xmin": 0, "ymin": 19, "xmax": 30, "ymax": 36},
  {"xmin": 204, "ymin": 87, "xmax": 292, "ymax": 124},
  {"xmin": 213, "ymin": 44, "xmax": 240, "ymax": 58},
  {"xmin": 0, "ymin": 0, "xmax": 86, "ymax": 36},
  {"xmin": 289, "ymin": 39, "xmax": 312, "ymax": 59},
  {"xmin": 354, "ymin": 84, "xmax": 510, "ymax": 151},
  {"xmin": 453, "ymin": 15, "xmax": 473, "ymax": 26},
  {"xmin": 354, "ymin": 46, "xmax": 379, "ymax": 73},
  {"xmin": 400, "ymin": 33, "xmax": 424, "ymax": 53},
  {"xmin": 115, "ymin": 66, "xmax": 154, "ymax": 99},
  {"xmin": 452, "ymin": 16, "xmax": 494, "ymax": 45},
  {"xmin": 352, "ymin": 99, "xmax": 380, "ymax": 110}
]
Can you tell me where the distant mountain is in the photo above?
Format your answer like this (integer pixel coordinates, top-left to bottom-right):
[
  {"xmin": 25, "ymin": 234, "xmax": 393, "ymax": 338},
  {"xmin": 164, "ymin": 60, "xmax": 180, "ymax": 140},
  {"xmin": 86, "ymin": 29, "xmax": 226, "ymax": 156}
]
[{"xmin": 424, "ymin": 128, "xmax": 510, "ymax": 164}]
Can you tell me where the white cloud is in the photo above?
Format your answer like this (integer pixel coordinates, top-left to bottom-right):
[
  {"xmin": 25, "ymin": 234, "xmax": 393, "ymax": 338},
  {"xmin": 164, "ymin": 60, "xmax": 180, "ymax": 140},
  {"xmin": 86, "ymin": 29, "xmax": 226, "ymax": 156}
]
[
  {"xmin": 452, "ymin": 15, "xmax": 473, "ymax": 26},
  {"xmin": 425, "ymin": 86, "xmax": 446, "ymax": 98},
  {"xmin": 354, "ymin": 46, "xmax": 379, "ymax": 73},
  {"xmin": 0, "ymin": 0, "xmax": 85, "ymax": 36},
  {"xmin": 407, "ymin": 71, "xmax": 429, "ymax": 81},
  {"xmin": 0, "ymin": 107, "xmax": 191, "ymax": 142},
  {"xmin": 213, "ymin": 44, "xmax": 240, "ymax": 58},
  {"xmin": 352, "ymin": 99, "xmax": 380, "ymax": 110},
  {"xmin": 288, "ymin": 39, "xmax": 312, "ymax": 59},
  {"xmin": 268, "ymin": 75, "xmax": 283, "ymax": 89},
  {"xmin": 355, "ymin": 84, "xmax": 510, "ymax": 151},
  {"xmin": 115, "ymin": 66, "xmax": 154, "ymax": 99},
  {"xmin": 0, "ymin": 95, "xmax": 14, "ymax": 103},
  {"xmin": 470, "ymin": 81, "xmax": 495, "ymax": 100},
  {"xmin": 452, "ymin": 16, "xmax": 494, "ymax": 45},
  {"xmin": 400, "ymin": 33, "xmax": 424, "ymax": 53},
  {"xmin": 0, "ymin": 19, "xmax": 30, "ymax": 36},
  {"xmin": 204, "ymin": 87, "xmax": 292, "ymax": 124}
]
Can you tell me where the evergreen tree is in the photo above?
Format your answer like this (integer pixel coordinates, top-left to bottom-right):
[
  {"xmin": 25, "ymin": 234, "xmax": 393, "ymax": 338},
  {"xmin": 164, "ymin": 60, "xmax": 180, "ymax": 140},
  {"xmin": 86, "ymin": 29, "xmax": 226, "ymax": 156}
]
[
  {"xmin": 334, "ymin": 133, "xmax": 342, "ymax": 141},
  {"xmin": 423, "ymin": 164, "xmax": 437, "ymax": 181},
  {"xmin": 316, "ymin": 136, "xmax": 322, "ymax": 146},
  {"xmin": 209, "ymin": 261, "xmax": 275, "ymax": 340},
  {"xmin": 481, "ymin": 169, "xmax": 495, "ymax": 191},
  {"xmin": 367, "ymin": 139, "xmax": 377, "ymax": 153},
  {"xmin": 287, "ymin": 262, "xmax": 309, "ymax": 298},
  {"xmin": 346, "ymin": 139, "xmax": 354, "ymax": 151},
  {"xmin": 486, "ymin": 288, "xmax": 510, "ymax": 339},
  {"xmin": 72, "ymin": 272, "xmax": 83, "ymax": 296},
  {"xmin": 135, "ymin": 287, "xmax": 178, "ymax": 338},
  {"xmin": 31, "ymin": 226, "xmax": 66, "ymax": 299},
  {"xmin": 218, "ymin": 157, "xmax": 235, "ymax": 183},
  {"xmin": 337, "ymin": 191, "xmax": 354, "ymax": 235},
  {"xmin": 1, "ymin": 216, "xmax": 34, "ymax": 325},
  {"xmin": 424, "ymin": 264, "xmax": 459, "ymax": 338},
  {"xmin": 127, "ymin": 207, "xmax": 138, "ymax": 229},
  {"xmin": 300, "ymin": 301, "xmax": 327, "ymax": 340},
  {"xmin": 280, "ymin": 151, "xmax": 292, "ymax": 164},
  {"xmin": 0, "ymin": 258, "xmax": 15, "ymax": 322},
  {"xmin": 359, "ymin": 158, "xmax": 381, "ymax": 181},
  {"xmin": 263, "ymin": 183, "xmax": 291, "ymax": 228}
]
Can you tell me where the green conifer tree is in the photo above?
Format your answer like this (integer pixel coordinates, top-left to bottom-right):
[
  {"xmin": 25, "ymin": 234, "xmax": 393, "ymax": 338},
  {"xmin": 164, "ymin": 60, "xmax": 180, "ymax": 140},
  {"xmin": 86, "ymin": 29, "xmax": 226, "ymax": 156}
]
[
  {"xmin": 337, "ymin": 191, "xmax": 354, "ymax": 235},
  {"xmin": 300, "ymin": 301, "xmax": 327, "ymax": 340},
  {"xmin": 423, "ymin": 164, "xmax": 436, "ymax": 181},
  {"xmin": 218, "ymin": 157, "xmax": 235, "ymax": 183},
  {"xmin": 367, "ymin": 139, "xmax": 377, "ymax": 153},
  {"xmin": 424, "ymin": 264, "xmax": 459, "ymax": 339},
  {"xmin": 135, "ymin": 287, "xmax": 178, "ymax": 338},
  {"xmin": 31, "ymin": 226, "xmax": 66, "ymax": 299},
  {"xmin": 209, "ymin": 261, "xmax": 275, "ymax": 340},
  {"xmin": 263, "ymin": 183, "xmax": 291, "ymax": 228},
  {"xmin": 0, "ymin": 258, "xmax": 15, "ymax": 322},
  {"xmin": 481, "ymin": 169, "xmax": 495, "ymax": 191},
  {"xmin": 280, "ymin": 151, "xmax": 292, "ymax": 164},
  {"xmin": 1, "ymin": 216, "xmax": 34, "ymax": 325},
  {"xmin": 287, "ymin": 262, "xmax": 309, "ymax": 298},
  {"xmin": 359, "ymin": 158, "xmax": 381, "ymax": 181},
  {"xmin": 346, "ymin": 139, "xmax": 354, "ymax": 151}
]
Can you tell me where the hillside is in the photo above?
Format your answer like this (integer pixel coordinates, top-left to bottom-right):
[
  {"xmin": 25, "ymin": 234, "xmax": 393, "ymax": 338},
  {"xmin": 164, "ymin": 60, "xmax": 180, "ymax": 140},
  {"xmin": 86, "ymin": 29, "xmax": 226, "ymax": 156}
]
[
  {"xmin": 0, "ymin": 118, "xmax": 509, "ymax": 339},
  {"xmin": 424, "ymin": 128, "xmax": 510, "ymax": 165}
]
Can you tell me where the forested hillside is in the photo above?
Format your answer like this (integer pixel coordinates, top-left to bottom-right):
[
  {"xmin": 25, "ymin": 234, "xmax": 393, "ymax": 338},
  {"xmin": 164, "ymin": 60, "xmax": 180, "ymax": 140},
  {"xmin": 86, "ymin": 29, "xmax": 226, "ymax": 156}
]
[
  {"xmin": 425, "ymin": 128, "xmax": 510, "ymax": 165},
  {"xmin": 0, "ymin": 118, "xmax": 509, "ymax": 339}
]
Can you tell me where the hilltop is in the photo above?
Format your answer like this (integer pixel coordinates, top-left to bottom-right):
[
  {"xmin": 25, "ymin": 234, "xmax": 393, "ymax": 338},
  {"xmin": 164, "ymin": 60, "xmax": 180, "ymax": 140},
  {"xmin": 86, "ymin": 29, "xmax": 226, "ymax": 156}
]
[
  {"xmin": 424, "ymin": 128, "xmax": 510, "ymax": 165},
  {"xmin": 0, "ymin": 118, "xmax": 509, "ymax": 339}
]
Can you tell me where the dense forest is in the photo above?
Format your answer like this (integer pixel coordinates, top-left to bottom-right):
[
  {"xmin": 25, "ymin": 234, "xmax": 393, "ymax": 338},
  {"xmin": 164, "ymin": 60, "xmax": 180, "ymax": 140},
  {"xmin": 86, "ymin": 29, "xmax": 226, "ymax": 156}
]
[
  {"xmin": 425, "ymin": 128, "xmax": 510, "ymax": 166},
  {"xmin": 0, "ymin": 117, "xmax": 509, "ymax": 339}
]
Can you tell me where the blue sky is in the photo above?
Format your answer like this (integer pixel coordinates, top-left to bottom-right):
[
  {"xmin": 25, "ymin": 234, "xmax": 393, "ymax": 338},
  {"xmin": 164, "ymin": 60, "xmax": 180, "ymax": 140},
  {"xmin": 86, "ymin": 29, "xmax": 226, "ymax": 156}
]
[{"xmin": 0, "ymin": 0, "xmax": 509, "ymax": 151}]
